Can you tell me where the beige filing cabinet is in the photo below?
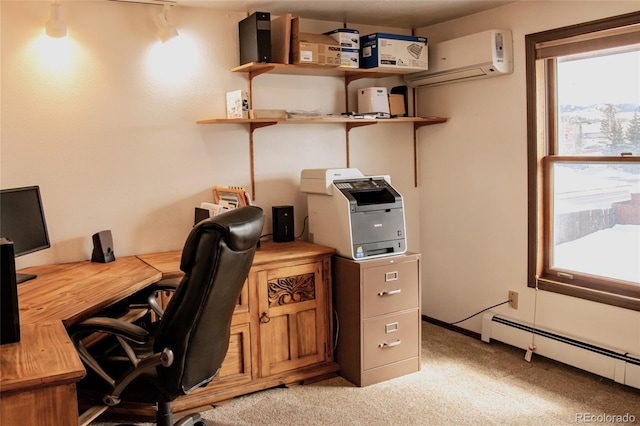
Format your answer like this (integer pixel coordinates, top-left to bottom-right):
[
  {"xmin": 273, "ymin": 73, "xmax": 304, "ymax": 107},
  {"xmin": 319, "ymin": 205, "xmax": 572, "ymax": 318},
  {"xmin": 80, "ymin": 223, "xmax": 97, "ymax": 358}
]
[{"xmin": 333, "ymin": 253, "xmax": 421, "ymax": 386}]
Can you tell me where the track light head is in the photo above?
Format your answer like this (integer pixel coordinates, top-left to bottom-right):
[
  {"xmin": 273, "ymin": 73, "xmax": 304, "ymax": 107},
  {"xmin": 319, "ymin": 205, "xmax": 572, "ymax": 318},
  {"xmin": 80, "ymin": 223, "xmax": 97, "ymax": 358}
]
[
  {"xmin": 154, "ymin": 4, "xmax": 178, "ymax": 43},
  {"xmin": 46, "ymin": 2, "xmax": 67, "ymax": 38}
]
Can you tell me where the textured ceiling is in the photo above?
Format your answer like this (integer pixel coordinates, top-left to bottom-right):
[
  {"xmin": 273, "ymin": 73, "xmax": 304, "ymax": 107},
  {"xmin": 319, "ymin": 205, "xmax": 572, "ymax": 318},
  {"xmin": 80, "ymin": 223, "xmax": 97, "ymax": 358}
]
[{"xmin": 177, "ymin": 0, "xmax": 516, "ymax": 29}]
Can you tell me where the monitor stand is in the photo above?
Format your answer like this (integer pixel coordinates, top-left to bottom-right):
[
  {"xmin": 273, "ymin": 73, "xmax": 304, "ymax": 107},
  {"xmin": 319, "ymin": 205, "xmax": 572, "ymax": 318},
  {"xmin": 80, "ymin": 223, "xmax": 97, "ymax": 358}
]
[{"xmin": 16, "ymin": 272, "xmax": 36, "ymax": 284}]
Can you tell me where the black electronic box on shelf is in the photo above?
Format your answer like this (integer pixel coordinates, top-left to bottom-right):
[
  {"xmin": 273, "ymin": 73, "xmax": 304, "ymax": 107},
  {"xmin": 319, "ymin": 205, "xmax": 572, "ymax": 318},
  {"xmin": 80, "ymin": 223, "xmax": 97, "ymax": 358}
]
[{"xmin": 239, "ymin": 11, "xmax": 271, "ymax": 65}]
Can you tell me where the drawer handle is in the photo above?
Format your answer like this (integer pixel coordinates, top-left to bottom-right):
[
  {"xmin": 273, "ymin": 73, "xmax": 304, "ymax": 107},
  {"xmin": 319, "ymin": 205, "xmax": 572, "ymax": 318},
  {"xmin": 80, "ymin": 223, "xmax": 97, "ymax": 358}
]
[
  {"xmin": 378, "ymin": 340, "xmax": 401, "ymax": 348},
  {"xmin": 385, "ymin": 271, "xmax": 399, "ymax": 282},
  {"xmin": 259, "ymin": 312, "xmax": 270, "ymax": 324},
  {"xmin": 377, "ymin": 289, "xmax": 401, "ymax": 297}
]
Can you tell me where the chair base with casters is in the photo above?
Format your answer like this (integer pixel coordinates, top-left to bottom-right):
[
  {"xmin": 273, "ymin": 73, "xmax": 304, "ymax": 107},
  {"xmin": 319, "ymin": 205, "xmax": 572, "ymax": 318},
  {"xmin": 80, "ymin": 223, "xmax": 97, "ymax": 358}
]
[
  {"xmin": 71, "ymin": 206, "xmax": 264, "ymax": 426},
  {"xmin": 78, "ymin": 403, "xmax": 206, "ymax": 426},
  {"xmin": 86, "ymin": 404, "xmax": 206, "ymax": 426}
]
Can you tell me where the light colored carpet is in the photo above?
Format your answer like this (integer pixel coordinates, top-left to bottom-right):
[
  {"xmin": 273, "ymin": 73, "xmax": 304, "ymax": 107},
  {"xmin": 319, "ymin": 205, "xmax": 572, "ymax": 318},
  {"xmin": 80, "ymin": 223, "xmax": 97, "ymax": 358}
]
[{"xmin": 92, "ymin": 321, "xmax": 639, "ymax": 425}]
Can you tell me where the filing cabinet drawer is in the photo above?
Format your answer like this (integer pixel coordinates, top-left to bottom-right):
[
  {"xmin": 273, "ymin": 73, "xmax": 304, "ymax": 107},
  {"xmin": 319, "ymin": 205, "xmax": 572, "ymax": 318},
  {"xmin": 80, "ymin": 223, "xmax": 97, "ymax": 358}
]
[
  {"xmin": 363, "ymin": 309, "xmax": 419, "ymax": 371},
  {"xmin": 362, "ymin": 259, "xmax": 418, "ymax": 318}
]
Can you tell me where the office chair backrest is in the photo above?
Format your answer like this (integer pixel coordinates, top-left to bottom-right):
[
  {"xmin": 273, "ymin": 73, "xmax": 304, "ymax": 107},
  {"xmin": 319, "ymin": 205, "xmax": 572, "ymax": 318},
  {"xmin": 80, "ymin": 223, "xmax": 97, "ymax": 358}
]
[{"xmin": 153, "ymin": 206, "xmax": 264, "ymax": 397}]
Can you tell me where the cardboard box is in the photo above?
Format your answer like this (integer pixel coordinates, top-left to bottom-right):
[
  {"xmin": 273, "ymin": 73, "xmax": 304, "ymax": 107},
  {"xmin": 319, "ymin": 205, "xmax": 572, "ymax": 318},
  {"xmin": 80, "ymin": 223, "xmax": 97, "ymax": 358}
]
[
  {"xmin": 389, "ymin": 94, "xmax": 406, "ymax": 116},
  {"xmin": 292, "ymin": 32, "xmax": 341, "ymax": 65},
  {"xmin": 360, "ymin": 33, "xmax": 428, "ymax": 71},
  {"xmin": 249, "ymin": 109, "xmax": 287, "ymax": 119},
  {"xmin": 270, "ymin": 13, "xmax": 292, "ymax": 64},
  {"xmin": 324, "ymin": 28, "xmax": 359, "ymax": 49},
  {"xmin": 290, "ymin": 17, "xmax": 341, "ymax": 66},
  {"xmin": 226, "ymin": 90, "xmax": 248, "ymax": 119}
]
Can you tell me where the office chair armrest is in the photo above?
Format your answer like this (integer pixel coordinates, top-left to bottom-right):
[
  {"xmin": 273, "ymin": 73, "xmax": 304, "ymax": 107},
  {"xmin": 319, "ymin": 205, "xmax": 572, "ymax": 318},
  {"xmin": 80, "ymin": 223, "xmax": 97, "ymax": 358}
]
[
  {"xmin": 135, "ymin": 278, "xmax": 181, "ymax": 296},
  {"xmin": 73, "ymin": 316, "xmax": 149, "ymax": 344},
  {"xmin": 70, "ymin": 318, "xmax": 150, "ymax": 388},
  {"xmin": 152, "ymin": 278, "xmax": 181, "ymax": 291},
  {"xmin": 129, "ymin": 278, "xmax": 181, "ymax": 318},
  {"xmin": 106, "ymin": 348, "xmax": 174, "ymax": 406}
]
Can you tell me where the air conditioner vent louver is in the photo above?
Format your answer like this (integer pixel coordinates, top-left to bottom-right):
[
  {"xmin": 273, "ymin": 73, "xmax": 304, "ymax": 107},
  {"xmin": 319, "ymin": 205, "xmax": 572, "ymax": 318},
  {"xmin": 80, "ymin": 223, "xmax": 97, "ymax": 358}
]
[{"xmin": 404, "ymin": 29, "xmax": 513, "ymax": 87}]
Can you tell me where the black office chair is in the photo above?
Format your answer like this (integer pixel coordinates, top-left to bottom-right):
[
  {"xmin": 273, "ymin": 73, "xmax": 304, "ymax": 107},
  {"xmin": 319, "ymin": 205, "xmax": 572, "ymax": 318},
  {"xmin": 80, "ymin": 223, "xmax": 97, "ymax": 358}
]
[{"xmin": 70, "ymin": 206, "xmax": 264, "ymax": 426}]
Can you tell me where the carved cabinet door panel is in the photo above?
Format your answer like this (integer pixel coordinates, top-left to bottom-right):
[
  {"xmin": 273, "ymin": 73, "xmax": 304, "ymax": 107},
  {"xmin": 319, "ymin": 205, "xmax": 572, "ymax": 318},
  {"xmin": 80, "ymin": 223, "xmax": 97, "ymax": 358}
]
[{"xmin": 258, "ymin": 261, "xmax": 328, "ymax": 377}]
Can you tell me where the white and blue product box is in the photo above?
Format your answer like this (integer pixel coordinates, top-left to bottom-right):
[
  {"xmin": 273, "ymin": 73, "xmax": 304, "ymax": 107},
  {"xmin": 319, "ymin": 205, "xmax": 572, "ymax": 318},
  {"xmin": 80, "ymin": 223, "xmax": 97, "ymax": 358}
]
[
  {"xmin": 340, "ymin": 48, "xmax": 360, "ymax": 68},
  {"xmin": 339, "ymin": 48, "xmax": 359, "ymax": 68},
  {"xmin": 324, "ymin": 28, "xmax": 359, "ymax": 49},
  {"xmin": 360, "ymin": 33, "xmax": 428, "ymax": 71},
  {"xmin": 325, "ymin": 29, "xmax": 359, "ymax": 68}
]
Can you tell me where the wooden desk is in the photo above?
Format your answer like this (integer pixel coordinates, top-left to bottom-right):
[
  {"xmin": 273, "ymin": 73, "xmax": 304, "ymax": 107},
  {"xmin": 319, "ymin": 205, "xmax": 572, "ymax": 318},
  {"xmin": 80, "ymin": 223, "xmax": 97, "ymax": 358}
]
[
  {"xmin": 18, "ymin": 256, "xmax": 162, "ymax": 326},
  {"xmin": 1, "ymin": 256, "xmax": 162, "ymax": 425},
  {"xmin": 0, "ymin": 323, "xmax": 85, "ymax": 426},
  {"xmin": 2, "ymin": 243, "xmax": 338, "ymax": 423}
]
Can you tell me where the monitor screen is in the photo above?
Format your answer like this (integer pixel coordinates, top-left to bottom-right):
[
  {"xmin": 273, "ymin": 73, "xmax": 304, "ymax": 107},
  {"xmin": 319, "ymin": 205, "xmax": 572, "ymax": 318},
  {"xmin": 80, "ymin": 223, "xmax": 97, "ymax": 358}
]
[{"xmin": 0, "ymin": 186, "xmax": 50, "ymax": 257}]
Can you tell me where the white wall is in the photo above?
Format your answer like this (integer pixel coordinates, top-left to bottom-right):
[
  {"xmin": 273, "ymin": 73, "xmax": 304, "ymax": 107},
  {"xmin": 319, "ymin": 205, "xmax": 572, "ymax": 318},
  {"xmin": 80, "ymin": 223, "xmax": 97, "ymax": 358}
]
[
  {"xmin": 3, "ymin": 0, "xmax": 638, "ymax": 366},
  {"xmin": 415, "ymin": 1, "xmax": 640, "ymax": 358},
  {"xmin": 0, "ymin": 2, "xmax": 419, "ymax": 268}
]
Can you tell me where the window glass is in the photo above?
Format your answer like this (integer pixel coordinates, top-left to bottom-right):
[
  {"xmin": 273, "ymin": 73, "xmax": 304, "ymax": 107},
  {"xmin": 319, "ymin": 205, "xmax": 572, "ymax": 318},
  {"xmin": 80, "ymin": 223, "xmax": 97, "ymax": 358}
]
[
  {"xmin": 550, "ymin": 161, "xmax": 640, "ymax": 284},
  {"xmin": 557, "ymin": 49, "xmax": 640, "ymax": 156},
  {"xmin": 551, "ymin": 48, "xmax": 640, "ymax": 286}
]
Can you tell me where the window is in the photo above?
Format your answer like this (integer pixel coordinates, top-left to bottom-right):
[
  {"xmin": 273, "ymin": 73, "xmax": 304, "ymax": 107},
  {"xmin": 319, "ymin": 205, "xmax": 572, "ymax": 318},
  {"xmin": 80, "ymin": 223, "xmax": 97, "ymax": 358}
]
[{"xmin": 526, "ymin": 12, "xmax": 640, "ymax": 311}]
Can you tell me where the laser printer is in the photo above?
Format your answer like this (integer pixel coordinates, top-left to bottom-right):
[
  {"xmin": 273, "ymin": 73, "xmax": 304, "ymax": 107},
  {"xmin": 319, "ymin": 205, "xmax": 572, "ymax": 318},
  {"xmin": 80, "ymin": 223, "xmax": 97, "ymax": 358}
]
[{"xmin": 300, "ymin": 168, "xmax": 406, "ymax": 260}]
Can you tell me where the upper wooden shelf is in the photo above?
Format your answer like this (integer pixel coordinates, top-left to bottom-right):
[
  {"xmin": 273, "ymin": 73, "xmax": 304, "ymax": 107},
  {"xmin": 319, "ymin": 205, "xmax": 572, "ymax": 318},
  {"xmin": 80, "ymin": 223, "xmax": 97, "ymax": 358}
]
[{"xmin": 231, "ymin": 62, "xmax": 417, "ymax": 83}]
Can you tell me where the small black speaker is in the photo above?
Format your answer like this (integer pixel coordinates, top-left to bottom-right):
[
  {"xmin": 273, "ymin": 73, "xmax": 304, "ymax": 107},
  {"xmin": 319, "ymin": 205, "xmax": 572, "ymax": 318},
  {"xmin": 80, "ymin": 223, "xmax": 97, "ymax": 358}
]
[
  {"xmin": 238, "ymin": 11, "xmax": 271, "ymax": 65},
  {"xmin": 194, "ymin": 207, "xmax": 210, "ymax": 226},
  {"xmin": 91, "ymin": 230, "xmax": 116, "ymax": 263},
  {"xmin": 1, "ymin": 238, "xmax": 20, "ymax": 345},
  {"xmin": 272, "ymin": 205, "xmax": 294, "ymax": 243}
]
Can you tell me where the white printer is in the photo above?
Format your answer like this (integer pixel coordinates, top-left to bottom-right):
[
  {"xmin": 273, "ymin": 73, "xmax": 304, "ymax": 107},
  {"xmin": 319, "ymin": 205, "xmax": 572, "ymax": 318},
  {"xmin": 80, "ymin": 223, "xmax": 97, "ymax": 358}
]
[{"xmin": 300, "ymin": 168, "xmax": 406, "ymax": 260}]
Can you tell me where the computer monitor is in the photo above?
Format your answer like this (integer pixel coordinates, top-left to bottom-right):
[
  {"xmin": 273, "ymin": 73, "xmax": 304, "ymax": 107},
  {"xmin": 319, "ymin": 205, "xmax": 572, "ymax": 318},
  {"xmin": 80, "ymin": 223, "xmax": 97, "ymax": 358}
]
[{"xmin": 0, "ymin": 186, "xmax": 50, "ymax": 283}]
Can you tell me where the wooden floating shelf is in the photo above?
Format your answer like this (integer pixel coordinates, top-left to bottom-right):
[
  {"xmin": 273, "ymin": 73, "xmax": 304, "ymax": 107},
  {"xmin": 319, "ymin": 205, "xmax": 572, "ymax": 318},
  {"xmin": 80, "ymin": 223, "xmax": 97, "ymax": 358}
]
[
  {"xmin": 202, "ymin": 63, "xmax": 449, "ymax": 197},
  {"xmin": 231, "ymin": 62, "xmax": 415, "ymax": 82},
  {"xmin": 196, "ymin": 116, "xmax": 448, "ymax": 127}
]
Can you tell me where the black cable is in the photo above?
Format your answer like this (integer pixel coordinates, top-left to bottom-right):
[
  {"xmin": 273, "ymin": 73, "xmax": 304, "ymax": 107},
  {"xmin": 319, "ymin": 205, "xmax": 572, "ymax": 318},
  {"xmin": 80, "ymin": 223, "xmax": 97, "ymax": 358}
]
[
  {"xmin": 295, "ymin": 215, "xmax": 308, "ymax": 239},
  {"xmin": 448, "ymin": 300, "xmax": 510, "ymax": 325}
]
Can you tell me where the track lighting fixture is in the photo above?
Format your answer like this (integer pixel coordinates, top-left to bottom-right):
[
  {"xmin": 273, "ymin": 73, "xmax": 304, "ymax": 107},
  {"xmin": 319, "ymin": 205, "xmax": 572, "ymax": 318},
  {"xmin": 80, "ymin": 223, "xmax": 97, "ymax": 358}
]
[
  {"xmin": 154, "ymin": 4, "xmax": 178, "ymax": 43},
  {"xmin": 45, "ymin": 1, "xmax": 67, "ymax": 38}
]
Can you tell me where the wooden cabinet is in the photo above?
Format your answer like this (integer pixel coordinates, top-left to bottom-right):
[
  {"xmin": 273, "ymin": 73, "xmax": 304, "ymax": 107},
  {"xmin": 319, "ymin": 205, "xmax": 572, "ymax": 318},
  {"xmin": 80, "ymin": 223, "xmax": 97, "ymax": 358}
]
[
  {"xmin": 124, "ymin": 241, "xmax": 338, "ymax": 420},
  {"xmin": 332, "ymin": 253, "xmax": 421, "ymax": 386},
  {"xmin": 257, "ymin": 259, "xmax": 330, "ymax": 376}
]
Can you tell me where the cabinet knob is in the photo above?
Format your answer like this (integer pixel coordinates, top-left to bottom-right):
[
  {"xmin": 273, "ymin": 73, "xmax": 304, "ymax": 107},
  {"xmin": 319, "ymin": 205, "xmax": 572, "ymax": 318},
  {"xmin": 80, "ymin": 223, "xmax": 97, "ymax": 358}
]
[{"xmin": 259, "ymin": 312, "xmax": 271, "ymax": 324}]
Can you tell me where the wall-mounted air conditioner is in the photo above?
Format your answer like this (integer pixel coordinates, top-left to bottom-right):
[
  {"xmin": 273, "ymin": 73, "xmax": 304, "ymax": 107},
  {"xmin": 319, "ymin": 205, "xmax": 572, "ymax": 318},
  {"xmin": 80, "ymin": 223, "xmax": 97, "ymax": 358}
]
[{"xmin": 404, "ymin": 29, "xmax": 513, "ymax": 87}]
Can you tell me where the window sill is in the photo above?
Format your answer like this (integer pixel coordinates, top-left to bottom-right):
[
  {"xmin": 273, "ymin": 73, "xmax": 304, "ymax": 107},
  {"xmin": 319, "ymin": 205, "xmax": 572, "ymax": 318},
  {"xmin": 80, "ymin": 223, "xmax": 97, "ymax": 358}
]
[{"xmin": 532, "ymin": 277, "xmax": 640, "ymax": 311}]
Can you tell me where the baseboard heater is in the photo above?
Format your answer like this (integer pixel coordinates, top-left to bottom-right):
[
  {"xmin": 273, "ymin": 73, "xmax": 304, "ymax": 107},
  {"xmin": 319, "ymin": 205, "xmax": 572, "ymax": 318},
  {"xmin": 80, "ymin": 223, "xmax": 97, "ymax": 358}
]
[{"xmin": 481, "ymin": 313, "xmax": 640, "ymax": 389}]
